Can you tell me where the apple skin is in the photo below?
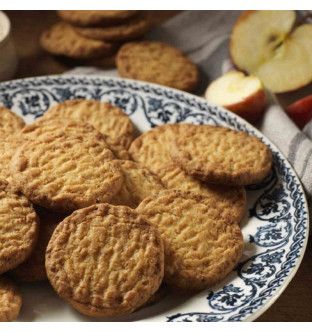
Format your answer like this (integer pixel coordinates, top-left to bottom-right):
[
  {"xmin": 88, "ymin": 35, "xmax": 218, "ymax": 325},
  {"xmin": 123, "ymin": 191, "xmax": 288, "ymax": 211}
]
[
  {"xmin": 224, "ymin": 88, "xmax": 267, "ymax": 124},
  {"xmin": 286, "ymin": 95, "xmax": 312, "ymax": 129}
]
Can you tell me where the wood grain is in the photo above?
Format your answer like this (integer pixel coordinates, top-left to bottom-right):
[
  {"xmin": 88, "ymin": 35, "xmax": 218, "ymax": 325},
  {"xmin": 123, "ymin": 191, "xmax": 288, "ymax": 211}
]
[{"xmin": 4, "ymin": 10, "xmax": 312, "ymax": 322}]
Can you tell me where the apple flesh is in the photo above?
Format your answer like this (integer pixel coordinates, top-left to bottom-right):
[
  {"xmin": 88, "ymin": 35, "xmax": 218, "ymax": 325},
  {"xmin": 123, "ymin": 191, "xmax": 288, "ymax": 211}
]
[
  {"xmin": 230, "ymin": 11, "xmax": 312, "ymax": 93},
  {"xmin": 286, "ymin": 95, "xmax": 312, "ymax": 129},
  {"xmin": 205, "ymin": 71, "xmax": 266, "ymax": 123}
]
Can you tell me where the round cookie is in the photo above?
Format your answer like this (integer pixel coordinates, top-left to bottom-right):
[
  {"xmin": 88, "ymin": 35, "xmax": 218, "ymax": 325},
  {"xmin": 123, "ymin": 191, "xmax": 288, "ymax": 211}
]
[
  {"xmin": 40, "ymin": 23, "xmax": 114, "ymax": 59},
  {"xmin": 116, "ymin": 41, "xmax": 199, "ymax": 92},
  {"xmin": 136, "ymin": 190, "xmax": 244, "ymax": 290},
  {"xmin": 0, "ymin": 277, "xmax": 22, "ymax": 322},
  {"xmin": 11, "ymin": 126, "xmax": 123, "ymax": 213},
  {"xmin": 41, "ymin": 99, "xmax": 136, "ymax": 149},
  {"xmin": 58, "ymin": 10, "xmax": 138, "ymax": 27},
  {"xmin": 0, "ymin": 180, "xmax": 39, "ymax": 274},
  {"xmin": 160, "ymin": 164, "xmax": 246, "ymax": 223},
  {"xmin": 169, "ymin": 124, "xmax": 272, "ymax": 185},
  {"xmin": 0, "ymin": 106, "xmax": 24, "ymax": 138},
  {"xmin": 109, "ymin": 160, "xmax": 164, "ymax": 208},
  {"xmin": 75, "ymin": 15, "xmax": 150, "ymax": 41},
  {"xmin": 46, "ymin": 203, "xmax": 164, "ymax": 318},
  {"xmin": 128, "ymin": 124, "xmax": 176, "ymax": 175},
  {"xmin": 11, "ymin": 207, "xmax": 65, "ymax": 282}
]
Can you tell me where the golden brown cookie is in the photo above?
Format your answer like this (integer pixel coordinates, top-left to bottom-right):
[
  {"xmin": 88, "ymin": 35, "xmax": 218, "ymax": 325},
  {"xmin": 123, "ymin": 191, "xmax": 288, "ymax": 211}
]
[
  {"xmin": 136, "ymin": 190, "xmax": 244, "ymax": 290},
  {"xmin": 75, "ymin": 15, "xmax": 150, "ymax": 41},
  {"xmin": 46, "ymin": 203, "xmax": 164, "ymax": 318},
  {"xmin": 58, "ymin": 10, "xmax": 138, "ymax": 27},
  {"xmin": 169, "ymin": 124, "xmax": 272, "ymax": 185},
  {"xmin": 11, "ymin": 207, "xmax": 65, "ymax": 282},
  {"xmin": 10, "ymin": 126, "xmax": 123, "ymax": 213},
  {"xmin": 160, "ymin": 164, "xmax": 246, "ymax": 223},
  {"xmin": 22, "ymin": 118, "xmax": 130, "ymax": 160},
  {"xmin": 0, "ymin": 106, "xmax": 24, "ymax": 138},
  {"xmin": 0, "ymin": 276, "xmax": 22, "ymax": 322},
  {"xmin": 40, "ymin": 23, "xmax": 114, "ymax": 59},
  {"xmin": 0, "ymin": 180, "xmax": 39, "ymax": 274},
  {"xmin": 41, "ymin": 99, "xmax": 136, "ymax": 149},
  {"xmin": 128, "ymin": 124, "xmax": 176, "ymax": 175},
  {"xmin": 110, "ymin": 160, "xmax": 164, "ymax": 208},
  {"xmin": 116, "ymin": 41, "xmax": 199, "ymax": 92}
]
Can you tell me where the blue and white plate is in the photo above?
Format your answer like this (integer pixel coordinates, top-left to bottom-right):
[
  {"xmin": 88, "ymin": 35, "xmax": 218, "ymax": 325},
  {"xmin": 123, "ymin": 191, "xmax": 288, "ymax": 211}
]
[{"xmin": 0, "ymin": 75, "xmax": 308, "ymax": 322}]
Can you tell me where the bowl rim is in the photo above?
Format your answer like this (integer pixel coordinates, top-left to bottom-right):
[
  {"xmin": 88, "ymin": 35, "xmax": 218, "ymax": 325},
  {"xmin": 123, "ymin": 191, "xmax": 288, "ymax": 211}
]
[{"xmin": 0, "ymin": 11, "xmax": 11, "ymax": 46}]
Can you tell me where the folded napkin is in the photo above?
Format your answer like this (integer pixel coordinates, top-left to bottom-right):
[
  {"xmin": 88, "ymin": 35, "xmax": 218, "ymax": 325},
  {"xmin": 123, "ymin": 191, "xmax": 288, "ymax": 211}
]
[{"xmin": 67, "ymin": 11, "xmax": 312, "ymax": 210}]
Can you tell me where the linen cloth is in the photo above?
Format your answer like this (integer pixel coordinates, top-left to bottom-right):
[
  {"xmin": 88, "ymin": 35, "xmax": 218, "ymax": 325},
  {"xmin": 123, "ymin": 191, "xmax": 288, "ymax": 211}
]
[{"xmin": 67, "ymin": 11, "xmax": 312, "ymax": 210}]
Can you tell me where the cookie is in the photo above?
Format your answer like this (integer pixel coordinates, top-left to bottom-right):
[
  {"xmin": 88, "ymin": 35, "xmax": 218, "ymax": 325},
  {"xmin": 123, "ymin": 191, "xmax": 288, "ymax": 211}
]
[
  {"xmin": 0, "ymin": 106, "xmax": 24, "ymax": 138},
  {"xmin": 46, "ymin": 203, "xmax": 164, "ymax": 317},
  {"xmin": 0, "ymin": 277, "xmax": 22, "ymax": 322},
  {"xmin": 116, "ymin": 41, "xmax": 199, "ymax": 92},
  {"xmin": 22, "ymin": 118, "xmax": 130, "ymax": 160},
  {"xmin": 40, "ymin": 23, "xmax": 114, "ymax": 59},
  {"xmin": 168, "ymin": 124, "xmax": 272, "ymax": 185},
  {"xmin": 109, "ymin": 160, "xmax": 164, "ymax": 208},
  {"xmin": 128, "ymin": 124, "xmax": 176, "ymax": 175},
  {"xmin": 11, "ymin": 125, "xmax": 123, "ymax": 213},
  {"xmin": 0, "ymin": 135, "xmax": 23, "ymax": 184},
  {"xmin": 0, "ymin": 180, "xmax": 39, "ymax": 274},
  {"xmin": 41, "ymin": 99, "xmax": 136, "ymax": 149},
  {"xmin": 11, "ymin": 207, "xmax": 65, "ymax": 282},
  {"xmin": 58, "ymin": 10, "xmax": 138, "ymax": 27},
  {"xmin": 75, "ymin": 15, "xmax": 150, "ymax": 41},
  {"xmin": 136, "ymin": 190, "xmax": 244, "ymax": 290},
  {"xmin": 160, "ymin": 164, "xmax": 246, "ymax": 223}
]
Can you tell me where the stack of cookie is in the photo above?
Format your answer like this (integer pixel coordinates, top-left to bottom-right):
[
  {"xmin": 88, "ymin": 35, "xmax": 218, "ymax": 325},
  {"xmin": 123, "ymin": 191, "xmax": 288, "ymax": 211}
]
[
  {"xmin": 40, "ymin": 10, "xmax": 151, "ymax": 68},
  {"xmin": 0, "ymin": 100, "xmax": 272, "ymax": 320}
]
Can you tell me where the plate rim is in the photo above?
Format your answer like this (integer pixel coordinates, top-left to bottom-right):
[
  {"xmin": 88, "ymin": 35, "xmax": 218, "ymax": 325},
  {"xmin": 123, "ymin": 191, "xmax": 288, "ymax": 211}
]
[{"xmin": 0, "ymin": 74, "xmax": 309, "ymax": 322}]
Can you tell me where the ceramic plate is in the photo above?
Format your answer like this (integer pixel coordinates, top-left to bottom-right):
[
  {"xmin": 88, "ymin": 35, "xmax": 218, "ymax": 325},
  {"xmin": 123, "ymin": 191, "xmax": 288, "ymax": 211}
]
[{"xmin": 0, "ymin": 75, "xmax": 308, "ymax": 322}]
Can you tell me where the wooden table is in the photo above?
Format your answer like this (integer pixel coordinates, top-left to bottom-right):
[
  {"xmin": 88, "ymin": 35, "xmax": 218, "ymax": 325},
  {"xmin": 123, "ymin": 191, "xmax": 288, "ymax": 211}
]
[{"xmin": 5, "ymin": 10, "xmax": 312, "ymax": 322}]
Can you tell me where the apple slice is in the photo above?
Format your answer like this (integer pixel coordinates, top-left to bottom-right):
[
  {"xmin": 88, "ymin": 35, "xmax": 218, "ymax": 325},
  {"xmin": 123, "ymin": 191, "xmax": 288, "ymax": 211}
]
[
  {"xmin": 230, "ymin": 11, "xmax": 312, "ymax": 93},
  {"xmin": 286, "ymin": 94, "xmax": 312, "ymax": 129},
  {"xmin": 205, "ymin": 71, "xmax": 266, "ymax": 123}
]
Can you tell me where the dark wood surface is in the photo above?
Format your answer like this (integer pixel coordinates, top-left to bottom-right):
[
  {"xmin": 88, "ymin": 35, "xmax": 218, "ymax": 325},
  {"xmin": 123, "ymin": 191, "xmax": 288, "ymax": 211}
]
[{"xmin": 4, "ymin": 10, "xmax": 312, "ymax": 322}]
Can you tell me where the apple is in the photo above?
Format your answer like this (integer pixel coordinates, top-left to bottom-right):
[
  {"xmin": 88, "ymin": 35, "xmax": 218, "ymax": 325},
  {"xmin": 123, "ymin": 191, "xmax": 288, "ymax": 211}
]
[
  {"xmin": 230, "ymin": 11, "xmax": 312, "ymax": 93},
  {"xmin": 205, "ymin": 70, "xmax": 266, "ymax": 123},
  {"xmin": 286, "ymin": 95, "xmax": 312, "ymax": 129}
]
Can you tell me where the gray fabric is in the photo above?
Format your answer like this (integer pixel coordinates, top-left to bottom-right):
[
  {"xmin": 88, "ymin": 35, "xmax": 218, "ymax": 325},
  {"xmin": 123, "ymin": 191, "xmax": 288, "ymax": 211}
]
[{"xmin": 67, "ymin": 11, "xmax": 312, "ymax": 209}]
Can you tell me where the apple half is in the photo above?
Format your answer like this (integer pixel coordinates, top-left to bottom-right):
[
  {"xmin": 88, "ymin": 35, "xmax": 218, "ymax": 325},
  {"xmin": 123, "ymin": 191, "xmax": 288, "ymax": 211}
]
[
  {"xmin": 230, "ymin": 11, "xmax": 312, "ymax": 93},
  {"xmin": 205, "ymin": 70, "xmax": 266, "ymax": 123},
  {"xmin": 286, "ymin": 94, "xmax": 312, "ymax": 129}
]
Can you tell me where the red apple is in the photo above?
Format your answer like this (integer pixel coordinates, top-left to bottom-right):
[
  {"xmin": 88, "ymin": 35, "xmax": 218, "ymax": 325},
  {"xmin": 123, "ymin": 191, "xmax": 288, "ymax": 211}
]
[
  {"xmin": 286, "ymin": 95, "xmax": 312, "ymax": 129},
  {"xmin": 205, "ymin": 70, "xmax": 267, "ymax": 123}
]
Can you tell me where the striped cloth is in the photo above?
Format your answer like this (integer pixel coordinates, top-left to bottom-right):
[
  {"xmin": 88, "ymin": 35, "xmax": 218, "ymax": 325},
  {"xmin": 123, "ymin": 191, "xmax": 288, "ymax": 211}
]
[{"xmin": 68, "ymin": 11, "xmax": 312, "ymax": 211}]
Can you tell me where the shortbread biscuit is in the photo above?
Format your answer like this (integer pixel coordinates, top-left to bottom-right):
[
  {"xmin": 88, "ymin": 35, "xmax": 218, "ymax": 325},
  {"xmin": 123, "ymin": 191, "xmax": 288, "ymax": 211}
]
[
  {"xmin": 46, "ymin": 204, "xmax": 164, "ymax": 317},
  {"xmin": 40, "ymin": 23, "xmax": 113, "ymax": 59},
  {"xmin": 110, "ymin": 160, "xmax": 164, "ymax": 208},
  {"xmin": 11, "ymin": 127, "xmax": 123, "ymax": 213},
  {"xmin": 169, "ymin": 124, "xmax": 272, "ymax": 185},
  {"xmin": 0, "ymin": 180, "xmax": 39, "ymax": 274},
  {"xmin": 22, "ymin": 119, "xmax": 130, "ymax": 160},
  {"xmin": 11, "ymin": 207, "xmax": 64, "ymax": 282},
  {"xmin": 41, "ymin": 100, "xmax": 136, "ymax": 149},
  {"xmin": 58, "ymin": 10, "xmax": 138, "ymax": 27},
  {"xmin": 0, "ymin": 106, "xmax": 24, "ymax": 138},
  {"xmin": 116, "ymin": 41, "xmax": 199, "ymax": 92},
  {"xmin": 128, "ymin": 124, "xmax": 176, "ymax": 174},
  {"xmin": 137, "ymin": 190, "xmax": 244, "ymax": 290},
  {"xmin": 160, "ymin": 164, "xmax": 246, "ymax": 223},
  {"xmin": 0, "ymin": 277, "xmax": 22, "ymax": 322},
  {"xmin": 75, "ymin": 15, "xmax": 150, "ymax": 41}
]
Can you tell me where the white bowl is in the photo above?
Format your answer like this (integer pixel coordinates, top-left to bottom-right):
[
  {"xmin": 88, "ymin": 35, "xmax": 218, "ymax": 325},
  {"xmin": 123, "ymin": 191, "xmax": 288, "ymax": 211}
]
[{"xmin": 0, "ymin": 11, "xmax": 18, "ymax": 81}]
